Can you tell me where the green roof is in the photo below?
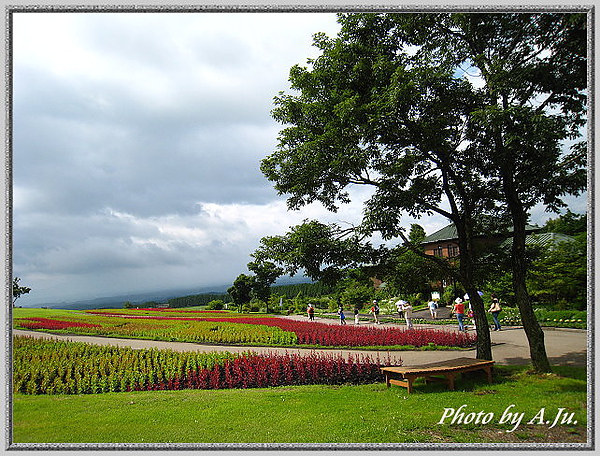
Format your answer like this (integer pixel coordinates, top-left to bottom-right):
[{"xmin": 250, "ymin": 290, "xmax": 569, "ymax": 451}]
[
  {"xmin": 421, "ymin": 223, "xmax": 541, "ymax": 244},
  {"xmin": 500, "ymin": 232, "xmax": 575, "ymax": 250},
  {"xmin": 421, "ymin": 225, "xmax": 458, "ymax": 243}
]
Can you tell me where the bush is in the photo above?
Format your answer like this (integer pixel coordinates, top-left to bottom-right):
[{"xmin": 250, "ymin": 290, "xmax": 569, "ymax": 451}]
[{"xmin": 206, "ymin": 300, "xmax": 225, "ymax": 310}]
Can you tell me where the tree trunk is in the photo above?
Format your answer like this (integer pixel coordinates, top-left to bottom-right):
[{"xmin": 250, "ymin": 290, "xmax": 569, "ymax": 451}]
[
  {"xmin": 503, "ymin": 174, "xmax": 552, "ymax": 372},
  {"xmin": 455, "ymin": 218, "xmax": 492, "ymax": 360}
]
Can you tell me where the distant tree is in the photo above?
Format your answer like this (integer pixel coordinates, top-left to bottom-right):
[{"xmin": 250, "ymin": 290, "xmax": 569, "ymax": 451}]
[
  {"xmin": 247, "ymin": 260, "xmax": 283, "ymax": 313},
  {"xmin": 227, "ymin": 274, "xmax": 255, "ymax": 312},
  {"xmin": 206, "ymin": 299, "xmax": 225, "ymax": 310},
  {"xmin": 528, "ymin": 235, "xmax": 586, "ymax": 309},
  {"xmin": 123, "ymin": 301, "xmax": 134, "ymax": 309},
  {"xmin": 339, "ymin": 280, "xmax": 374, "ymax": 312},
  {"xmin": 12, "ymin": 277, "xmax": 31, "ymax": 306},
  {"xmin": 542, "ymin": 210, "xmax": 587, "ymax": 236}
]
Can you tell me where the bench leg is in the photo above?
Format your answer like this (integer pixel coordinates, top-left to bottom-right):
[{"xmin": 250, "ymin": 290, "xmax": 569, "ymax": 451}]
[
  {"xmin": 484, "ymin": 367, "xmax": 493, "ymax": 383},
  {"xmin": 445, "ymin": 373, "xmax": 456, "ymax": 391},
  {"xmin": 405, "ymin": 375, "xmax": 415, "ymax": 394}
]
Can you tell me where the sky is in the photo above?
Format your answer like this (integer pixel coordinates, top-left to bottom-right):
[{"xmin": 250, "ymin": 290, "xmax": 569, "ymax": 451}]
[{"xmin": 11, "ymin": 11, "xmax": 588, "ymax": 306}]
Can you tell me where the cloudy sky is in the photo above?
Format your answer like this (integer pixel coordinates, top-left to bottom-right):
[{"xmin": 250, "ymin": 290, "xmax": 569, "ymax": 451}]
[{"xmin": 11, "ymin": 11, "xmax": 587, "ymax": 306}]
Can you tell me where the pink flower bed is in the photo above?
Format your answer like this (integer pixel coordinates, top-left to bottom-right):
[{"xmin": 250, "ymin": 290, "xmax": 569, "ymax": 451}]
[
  {"xmin": 200, "ymin": 317, "xmax": 476, "ymax": 348},
  {"xmin": 136, "ymin": 308, "xmax": 229, "ymax": 314},
  {"xmin": 18, "ymin": 318, "xmax": 102, "ymax": 330}
]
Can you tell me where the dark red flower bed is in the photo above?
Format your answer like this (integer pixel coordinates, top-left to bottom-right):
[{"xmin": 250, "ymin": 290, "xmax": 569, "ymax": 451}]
[
  {"xmin": 137, "ymin": 351, "xmax": 392, "ymax": 391},
  {"xmin": 18, "ymin": 318, "xmax": 102, "ymax": 330}
]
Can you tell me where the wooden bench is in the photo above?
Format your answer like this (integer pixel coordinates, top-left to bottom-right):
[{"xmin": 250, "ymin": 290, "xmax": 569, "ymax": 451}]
[{"xmin": 381, "ymin": 357, "xmax": 494, "ymax": 394}]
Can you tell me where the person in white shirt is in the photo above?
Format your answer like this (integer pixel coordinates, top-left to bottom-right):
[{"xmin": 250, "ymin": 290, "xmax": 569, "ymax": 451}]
[
  {"xmin": 428, "ymin": 300, "xmax": 438, "ymax": 319},
  {"xmin": 401, "ymin": 301, "xmax": 413, "ymax": 329}
]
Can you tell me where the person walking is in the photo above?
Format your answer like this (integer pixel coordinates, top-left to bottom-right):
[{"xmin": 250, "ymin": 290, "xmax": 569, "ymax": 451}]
[
  {"xmin": 428, "ymin": 300, "xmax": 438, "ymax": 320},
  {"xmin": 401, "ymin": 301, "xmax": 414, "ymax": 329},
  {"xmin": 467, "ymin": 301, "xmax": 476, "ymax": 330},
  {"xmin": 452, "ymin": 297, "xmax": 466, "ymax": 331},
  {"xmin": 338, "ymin": 306, "xmax": 347, "ymax": 325},
  {"xmin": 307, "ymin": 304, "xmax": 315, "ymax": 321},
  {"xmin": 488, "ymin": 293, "xmax": 502, "ymax": 331},
  {"xmin": 353, "ymin": 307, "xmax": 360, "ymax": 325},
  {"xmin": 395, "ymin": 300, "xmax": 404, "ymax": 319},
  {"xmin": 370, "ymin": 300, "xmax": 380, "ymax": 324}
]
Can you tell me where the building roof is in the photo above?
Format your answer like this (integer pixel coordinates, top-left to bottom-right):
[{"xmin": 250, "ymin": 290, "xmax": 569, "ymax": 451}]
[
  {"xmin": 421, "ymin": 223, "xmax": 541, "ymax": 244},
  {"xmin": 500, "ymin": 232, "xmax": 575, "ymax": 250}
]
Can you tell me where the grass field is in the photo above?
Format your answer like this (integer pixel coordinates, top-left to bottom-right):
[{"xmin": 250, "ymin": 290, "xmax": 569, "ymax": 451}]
[{"xmin": 12, "ymin": 365, "xmax": 587, "ymax": 445}]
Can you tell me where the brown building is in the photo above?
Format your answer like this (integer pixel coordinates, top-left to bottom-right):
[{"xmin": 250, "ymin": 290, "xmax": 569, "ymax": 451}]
[{"xmin": 420, "ymin": 223, "xmax": 542, "ymax": 259}]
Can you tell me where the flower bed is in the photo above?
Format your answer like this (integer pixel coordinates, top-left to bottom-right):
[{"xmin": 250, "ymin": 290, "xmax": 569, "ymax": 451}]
[
  {"xmin": 200, "ymin": 317, "xmax": 476, "ymax": 348},
  {"xmin": 13, "ymin": 335, "xmax": 393, "ymax": 395},
  {"xmin": 14, "ymin": 309, "xmax": 477, "ymax": 349},
  {"xmin": 17, "ymin": 318, "xmax": 102, "ymax": 330}
]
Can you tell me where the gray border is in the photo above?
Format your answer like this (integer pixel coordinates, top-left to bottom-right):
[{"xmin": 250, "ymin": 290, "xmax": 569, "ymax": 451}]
[{"xmin": 2, "ymin": 2, "xmax": 595, "ymax": 452}]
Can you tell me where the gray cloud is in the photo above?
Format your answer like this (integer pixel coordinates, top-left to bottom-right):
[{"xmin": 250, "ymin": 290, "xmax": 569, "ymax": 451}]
[{"xmin": 12, "ymin": 12, "xmax": 346, "ymax": 304}]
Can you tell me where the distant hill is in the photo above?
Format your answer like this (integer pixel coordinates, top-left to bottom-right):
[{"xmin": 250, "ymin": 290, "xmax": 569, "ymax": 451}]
[
  {"xmin": 22, "ymin": 275, "xmax": 314, "ymax": 311},
  {"xmin": 23, "ymin": 285, "xmax": 230, "ymax": 311}
]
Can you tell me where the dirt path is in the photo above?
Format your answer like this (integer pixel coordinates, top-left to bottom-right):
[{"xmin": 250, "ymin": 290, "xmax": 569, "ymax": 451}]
[{"xmin": 13, "ymin": 312, "xmax": 588, "ymax": 367}]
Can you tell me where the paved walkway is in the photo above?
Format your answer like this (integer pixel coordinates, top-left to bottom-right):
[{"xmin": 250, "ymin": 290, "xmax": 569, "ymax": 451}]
[{"xmin": 12, "ymin": 314, "xmax": 588, "ymax": 367}]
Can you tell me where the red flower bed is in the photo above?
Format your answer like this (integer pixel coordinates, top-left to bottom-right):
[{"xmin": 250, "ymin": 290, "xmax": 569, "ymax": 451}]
[
  {"xmin": 137, "ymin": 351, "xmax": 392, "ymax": 391},
  {"xmin": 17, "ymin": 318, "xmax": 102, "ymax": 330},
  {"xmin": 136, "ymin": 309, "xmax": 229, "ymax": 314},
  {"xmin": 78, "ymin": 312, "xmax": 476, "ymax": 348},
  {"xmin": 200, "ymin": 317, "xmax": 476, "ymax": 348}
]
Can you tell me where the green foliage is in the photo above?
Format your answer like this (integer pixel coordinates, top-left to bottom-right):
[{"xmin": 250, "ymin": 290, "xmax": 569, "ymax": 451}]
[
  {"xmin": 228, "ymin": 274, "xmax": 255, "ymax": 311},
  {"xmin": 271, "ymin": 281, "xmax": 336, "ymax": 299},
  {"xmin": 251, "ymin": 220, "xmax": 376, "ymax": 286},
  {"xmin": 441, "ymin": 284, "xmax": 465, "ymax": 306},
  {"xmin": 247, "ymin": 261, "xmax": 283, "ymax": 310},
  {"xmin": 381, "ymin": 243, "xmax": 441, "ymax": 298},
  {"xmin": 206, "ymin": 300, "xmax": 224, "ymax": 310},
  {"xmin": 527, "ymin": 237, "xmax": 586, "ymax": 310},
  {"xmin": 483, "ymin": 233, "xmax": 586, "ymax": 311},
  {"xmin": 338, "ymin": 281, "xmax": 373, "ymax": 311},
  {"xmin": 12, "ymin": 277, "xmax": 31, "ymax": 305},
  {"xmin": 542, "ymin": 209, "xmax": 587, "ymax": 236}
]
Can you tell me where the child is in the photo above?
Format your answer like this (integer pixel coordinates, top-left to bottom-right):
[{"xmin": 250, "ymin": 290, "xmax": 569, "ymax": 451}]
[
  {"xmin": 353, "ymin": 307, "xmax": 360, "ymax": 325},
  {"xmin": 338, "ymin": 306, "xmax": 347, "ymax": 325}
]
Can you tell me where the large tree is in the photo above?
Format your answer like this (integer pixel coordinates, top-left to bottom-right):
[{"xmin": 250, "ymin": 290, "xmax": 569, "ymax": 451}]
[
  {"xmin": 389, "ymin": 12, "xmax": 587, "ymax": 372},
  {"xmin": 259, "ymin": 12, "xmax": 586, "ymax": 369},
  {"xmin": 260, "ymin": 14, "xmax": 500, "ymax": 360}
]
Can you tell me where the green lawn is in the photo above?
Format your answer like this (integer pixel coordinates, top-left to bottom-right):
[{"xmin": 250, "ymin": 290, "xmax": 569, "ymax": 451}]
[{"xmin": 12, "ymin": 365, "xmax": 588, "ymax": 445}]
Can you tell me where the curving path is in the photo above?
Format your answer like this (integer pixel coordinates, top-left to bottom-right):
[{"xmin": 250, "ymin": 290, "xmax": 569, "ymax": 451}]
[{"xmin": 12, "ymin": 314, "xmax": 588, "ymax": 367}]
